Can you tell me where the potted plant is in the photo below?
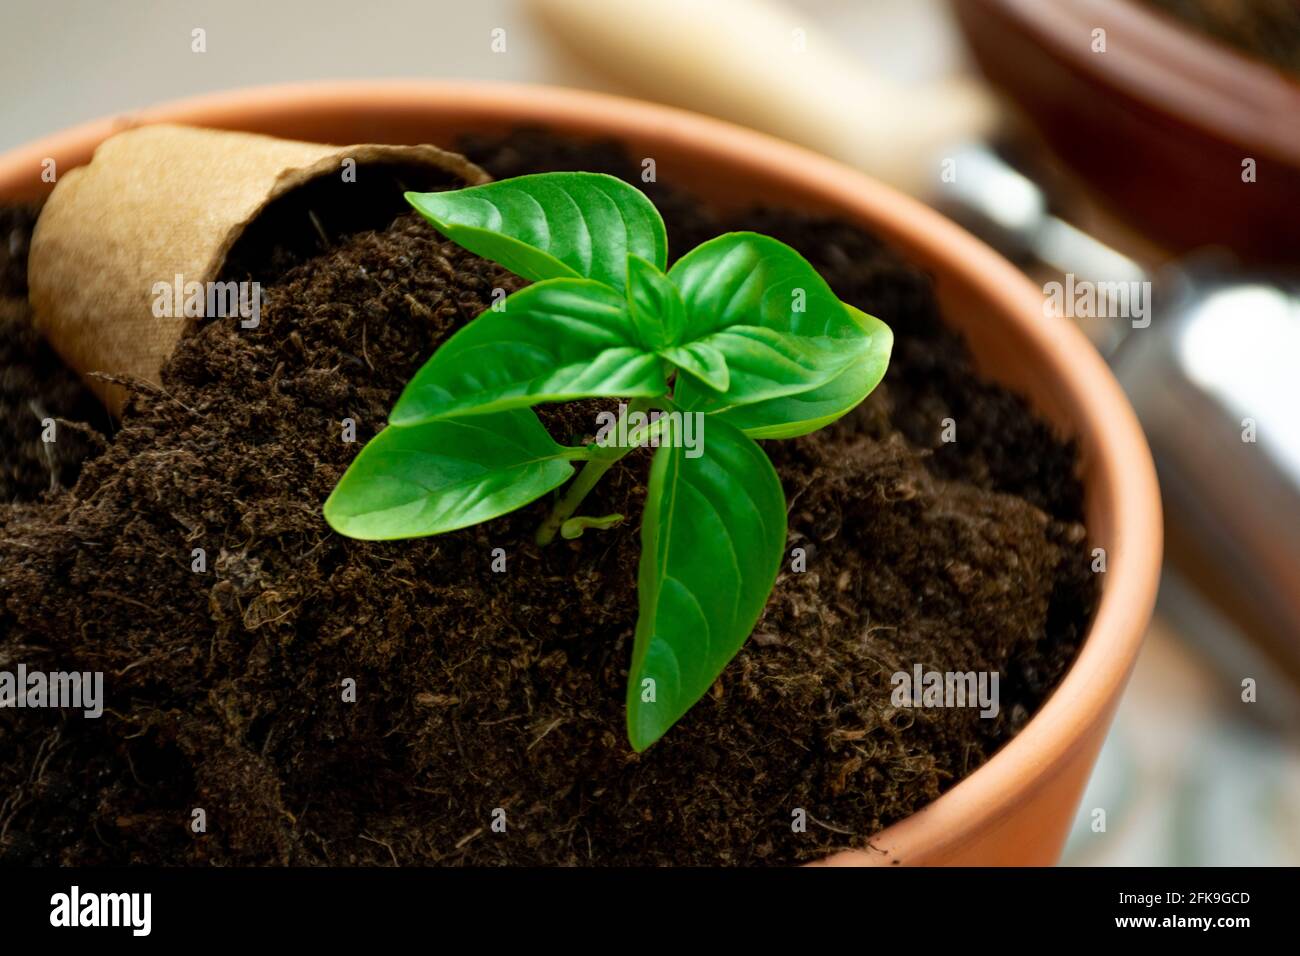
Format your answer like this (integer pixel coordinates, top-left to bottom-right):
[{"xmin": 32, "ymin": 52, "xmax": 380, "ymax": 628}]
[{"xmin": 0, "ymin": 81, "xmax": 1161, "ymax": 866}]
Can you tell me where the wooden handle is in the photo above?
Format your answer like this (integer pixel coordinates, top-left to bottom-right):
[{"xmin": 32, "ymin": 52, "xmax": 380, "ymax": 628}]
[{"xmin": 527, "ymin": 0, "xmax": 996, "ymax": 197}]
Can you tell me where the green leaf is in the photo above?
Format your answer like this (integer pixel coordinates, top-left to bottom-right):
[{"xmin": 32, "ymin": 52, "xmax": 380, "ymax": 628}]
[
  {"xmin": 627, "ymin": 416, "xmax": 787, "ymax": 751},
  {"xmin": 673, "ymin": 325, "xmax": 861, "ymax": 411},
  {"xmin": 660, "ymin": 341, "xmax": 729, "ymax": 392},
  {"xmin": 625, "ymin": 254, "xmax": 685, "ymax": 349},
  {"xmin": 626, "ymin": 254, "xmax": 730, "ymax": 390},
  {"xmin": 323, "ymin": 410, "xmax": 579, "ymax": 540},
  {"xmin": 713, "ymin": 305, "xmax": 893, "ymax": 438},
  {"xmin": 406, "ymin": 172, "xmax": 668, "ymax": 291},
  {"xmin": 669, "ymin": 232, "xmax": 875, "ymax": 410},
  {"xmin": 390, "ymin": 278, "xmax": 667, "ymax": 425}
]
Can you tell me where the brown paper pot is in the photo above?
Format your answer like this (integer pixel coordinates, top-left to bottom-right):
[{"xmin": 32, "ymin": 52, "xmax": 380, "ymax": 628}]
[{"xmin": 27, "ymin": 124, "xmax": 488, "ymax": 413}]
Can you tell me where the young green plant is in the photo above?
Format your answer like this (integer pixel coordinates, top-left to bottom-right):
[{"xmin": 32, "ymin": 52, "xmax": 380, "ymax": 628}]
[{"xmin": 323, "ymin": 172, "xmax": 893, "ymax": 750}]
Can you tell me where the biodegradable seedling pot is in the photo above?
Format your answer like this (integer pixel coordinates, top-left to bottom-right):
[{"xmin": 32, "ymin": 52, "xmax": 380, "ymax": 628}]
[
  {"xmin": 23, "ymin": 125, "xmax": 487, "ymax": 414},
  {"xmin": 0, "ymin": 80, "xmax": 1162, "ymax": 866}
]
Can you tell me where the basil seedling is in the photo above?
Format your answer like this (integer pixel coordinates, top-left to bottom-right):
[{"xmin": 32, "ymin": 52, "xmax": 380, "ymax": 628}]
[{"xmin": 324, "ymin": 172, "xmax": 893, "ymax": 750}]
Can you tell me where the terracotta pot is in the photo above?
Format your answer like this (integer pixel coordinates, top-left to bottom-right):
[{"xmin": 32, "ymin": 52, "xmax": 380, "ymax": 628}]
[
  {"xmin": 952, "ymin": 0, "xmax": 1300, "ymax": 264},
  {"xmin": 0, "ymin": 80, "xmax": 1162, "ymax": 866}
]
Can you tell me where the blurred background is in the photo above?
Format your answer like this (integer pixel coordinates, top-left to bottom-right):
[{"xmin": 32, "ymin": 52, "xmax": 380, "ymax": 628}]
[{"xmin": 3, "ymin": 0, "xmax": 1297, "ymax": 864}]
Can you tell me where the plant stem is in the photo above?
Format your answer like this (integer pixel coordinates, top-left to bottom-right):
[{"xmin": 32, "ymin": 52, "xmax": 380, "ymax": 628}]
[
  {"xmin": 535, "ymin": 398, "xmax": 651, "ymax": 546},
  {"xmin": 535, "ymin": 456, "xmax": 618, "ymax": 546}
]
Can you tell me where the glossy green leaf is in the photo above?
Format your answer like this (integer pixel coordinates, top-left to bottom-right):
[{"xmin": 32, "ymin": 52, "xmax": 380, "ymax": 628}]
[
  {"xmin": 669, "ymin": 232, "xmax": 875, "ymax": 410},
  {"xmin": 323, "ymin": 410, "xmax": 579, "ymax": 540},
  {"xmin": 625, "ymin": 253, "xmax": 685, "ymax": 349},
  {"xmin": 672, "ymin": 325, "xmax": 862, "ymax": 411},
  {"xmin": 627, "ymin": 416, "xmax": 787, "ymax": 751},
  {"xmin": 390, "ymin": 278, "xmax": 667, "ymax": 425},
  {"xmin": 406, "ymin": 173, "xmax": 667, "ymax": 291},
  {"xmin": 660, "ymin": 341, "xmax": 730, "ymax": 392},
  {"xmin": 713, "ymin": 305, "xmax": 893, "ymax": 438}
]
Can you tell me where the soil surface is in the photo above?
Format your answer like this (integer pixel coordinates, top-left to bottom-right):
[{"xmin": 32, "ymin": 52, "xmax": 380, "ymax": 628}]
[
  {"xmin": 0, "ymin": 205, "xmax": 107, "ymax": 503},
  {"xmin": 0, "ymin": 131, "xmax": 1096, "ymax": 865},
  {"xmin": 1143, "ymin": 0, "xmax": 1300, "ymax": 74}
]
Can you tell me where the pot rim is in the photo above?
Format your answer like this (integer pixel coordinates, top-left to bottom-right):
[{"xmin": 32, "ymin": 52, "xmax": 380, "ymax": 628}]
[{"xmin": 0, "ymin": 79, "xmax": 1163, "ymax": 865}]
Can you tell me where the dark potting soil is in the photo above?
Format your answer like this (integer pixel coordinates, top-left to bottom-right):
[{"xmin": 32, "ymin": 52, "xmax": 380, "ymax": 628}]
[
  {"xmin": 0, "ymin": 131, "xmax": 1097, "ymax": 866},
  {"xmin": 1142, "ymin": 0, "xmax": 1300, "ymax": 75},
  {"xmin": 0, "ymin": 204, "xmax": 108, "ymax": 504}
]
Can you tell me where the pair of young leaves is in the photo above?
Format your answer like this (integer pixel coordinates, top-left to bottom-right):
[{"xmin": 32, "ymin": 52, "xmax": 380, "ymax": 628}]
[{"xmin": 324, "ymin": 172, "xmax": 892, "ymax": 751}]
